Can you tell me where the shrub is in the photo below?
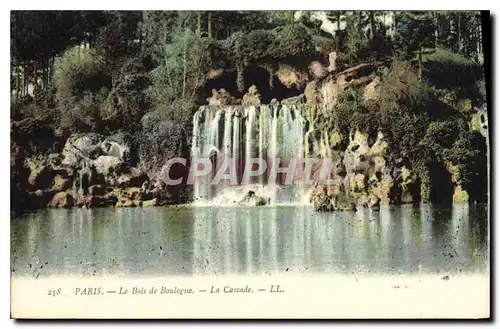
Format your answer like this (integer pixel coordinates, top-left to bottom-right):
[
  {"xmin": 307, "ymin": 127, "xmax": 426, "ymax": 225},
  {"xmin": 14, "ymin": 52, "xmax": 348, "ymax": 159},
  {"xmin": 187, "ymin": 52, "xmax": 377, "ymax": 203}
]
[
  {"xmin": 135, "ymin": 118, "xmax": 192, "ymax": 173},
  {"xmin": 57, "ymin": 91, "xmax": 105, "ymax": 136},
  {"xmin": 423, "ymin": 48, "xmax": 484, "ymax": 102},
  {"xmin": 210, "ymin": 23, "xmax": 316, "ymax": 69},
  {"xmin": 11, "ymin": 102, "xmax": 61, "ymax": 154},
  {"xmin": 53, "ymin": 46, "xmax": 111, "ymax": 107},
  {"xmin": 100, "ymin": 58, "xmax": 148, "ymax": 132}
]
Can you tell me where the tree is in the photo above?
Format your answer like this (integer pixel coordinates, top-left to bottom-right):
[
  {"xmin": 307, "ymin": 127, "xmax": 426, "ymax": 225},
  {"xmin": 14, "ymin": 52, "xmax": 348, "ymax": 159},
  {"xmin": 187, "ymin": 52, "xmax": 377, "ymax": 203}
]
[{"xmin": 394, "ymin": 11, "xmax": 435, "ymax": 78}]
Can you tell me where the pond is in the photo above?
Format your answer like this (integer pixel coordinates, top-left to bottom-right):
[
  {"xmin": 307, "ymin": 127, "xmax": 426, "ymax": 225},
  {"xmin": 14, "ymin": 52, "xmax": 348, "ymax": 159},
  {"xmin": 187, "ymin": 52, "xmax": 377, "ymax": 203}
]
[{"xmin": 11, "ymin": 204, "xmax": 489, "ymax": 278}]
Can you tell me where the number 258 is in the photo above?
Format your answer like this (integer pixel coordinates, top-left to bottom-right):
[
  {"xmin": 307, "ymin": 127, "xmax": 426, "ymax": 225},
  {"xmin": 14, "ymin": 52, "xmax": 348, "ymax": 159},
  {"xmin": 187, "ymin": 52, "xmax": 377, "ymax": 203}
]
[{"xmin": 47, "ymin": 288, "xmax": 61, "ymax": 296}]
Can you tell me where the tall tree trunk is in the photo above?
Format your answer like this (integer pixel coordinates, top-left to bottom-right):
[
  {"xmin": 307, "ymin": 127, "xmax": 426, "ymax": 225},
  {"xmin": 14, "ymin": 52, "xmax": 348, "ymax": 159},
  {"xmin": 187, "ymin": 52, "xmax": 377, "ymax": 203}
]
[
  {"xmin": 393, "ymin": 11, "xmax": 397, "ymax": 35},
  {"xmin": 10, "ymin": 62, "xmax": 13, "ymax": 97},
  {"xmin": 477, "ymin": 13, "xmax": 482, "ymax": 55},
  {"xmin": 418, "ymin": 46, "xmax": 423, "ymax": 80},
  {"xmin": 33, "ymin": 61, "xmax": 37, "ymax": 96},
  {"xmin": 46, "ymin": 58, "xmax": 49, "ymax": 88},
  {"xmin": 369, "ymin": 11, "xmax": 376, "ymax": 46},
  {"xmin": 434, "ymin": 12, "xmax": 439, "ymax": 49},
  {"xmin": 458, "ymin": 12, "xmax": 463, "ymax": 53},
  {"xmin": 196, "ymin": 12, "xmax": 201, "ymax": 37},
  {"xmin": 336, "ymin": 12, "xmax": 341, "ymax": 51},
  {"xmin": 450, "ymin": 15, "xmax": 456, "ymax": 50},
  {"xmin": 15, "ymin": 64, "xmax": 20, "ymax": 101},
  {"xmin": 24, "ymin": 61, "xmax": 29, "ymax": 97},
  {"xmin": 207, "ymin": 12, "xmax": 212, "ymax": 38}
]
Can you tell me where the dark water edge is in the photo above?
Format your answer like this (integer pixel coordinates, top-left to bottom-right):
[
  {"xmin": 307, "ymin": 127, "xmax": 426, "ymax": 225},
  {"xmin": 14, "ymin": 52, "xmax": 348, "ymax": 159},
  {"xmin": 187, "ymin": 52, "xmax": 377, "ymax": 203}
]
[{"xmin": 11, "ymin": 203, "xmax": 489, "ymax": 278}]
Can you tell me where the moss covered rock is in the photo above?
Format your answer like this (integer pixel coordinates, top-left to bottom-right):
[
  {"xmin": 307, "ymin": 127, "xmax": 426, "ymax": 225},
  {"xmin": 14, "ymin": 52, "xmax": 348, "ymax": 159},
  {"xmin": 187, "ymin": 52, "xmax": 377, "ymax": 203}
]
[{"xmin": 49, "ymin": 191, "xmax": 74, "ymax": 208}]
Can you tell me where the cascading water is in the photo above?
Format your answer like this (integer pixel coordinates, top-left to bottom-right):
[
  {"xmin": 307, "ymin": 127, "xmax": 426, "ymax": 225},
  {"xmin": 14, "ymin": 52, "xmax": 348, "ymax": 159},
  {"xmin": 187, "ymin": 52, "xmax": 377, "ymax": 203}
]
[{"xmin": 191, "ymin": 105, "xmax": 307, "ymax": 205}]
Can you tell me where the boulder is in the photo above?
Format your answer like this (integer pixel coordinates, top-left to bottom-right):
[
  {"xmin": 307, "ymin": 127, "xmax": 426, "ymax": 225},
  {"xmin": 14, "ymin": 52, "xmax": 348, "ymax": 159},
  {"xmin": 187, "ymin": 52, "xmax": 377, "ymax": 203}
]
[
  {"xmin": 94, "ymin": 155, "xmax": 122, "ymax": 176},
  {"xmin": 363, "ymin": 76, "xmax": 381, "ymax": 101},
  {"xmin": 140, "ymin": 199, "xmax": 158, "ymax": 207},
  {"xmin": 140, "ymin": 179, "xmax": 168, "ymax": 201},
  {"xmin": 62, "ymin": 133, "xmax": 131, "ymax": 168},
  {"xmin": 50, "ymin": 174, "xmax": 72, "ymax": 192},
  {"xmin": 207, "ymin": 88, "xmax": 239, "ymax": 105},
  {"xmin": 118, "ymin": 187, "xmax": 142, "ymax": 202},
  {"xmin": 241, "ymin": 85, "xmax": 261, "ymax": 105},
  {"xmin": 365, "ymin": 194, "xmax": 381, "ymax": 210},
  {"xmin": 49, "ymin": 191, "xmax": 74, "ymax": 208},
  {"xmin": 277, "ymin": 65, "xmax": 307, "ymax": 88},
  {"xmin": 90, "ymin": 195, "xmax": 117, "ymax": 207},
  {"xmin": 101, "ymin": 133, "xmax": 131, "ymax": 162},
  {"xmin": 309, "ymin": 61, "xmax": 328, "ymax": 80},
  {"xmin": 311, "ymin": 186, "xmax": 357, "ymax": 212},
  {"xmin": 62, "ymin": 133, "xmax": 103, "ymax": 166},
  {"xmin": 310, "ymin": 185, "xmax": 331, "ymax": 211},
  {"xmin": 74, "ymin": 194, "xmax": 117, "ymax": 208}
]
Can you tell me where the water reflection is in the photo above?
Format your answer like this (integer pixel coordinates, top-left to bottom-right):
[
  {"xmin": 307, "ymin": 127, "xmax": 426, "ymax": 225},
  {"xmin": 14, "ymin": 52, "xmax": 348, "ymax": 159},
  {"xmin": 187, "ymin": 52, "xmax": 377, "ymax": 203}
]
[{"xmin": 11, "ymin": 204, "xmax": 488, "ymax": 277}]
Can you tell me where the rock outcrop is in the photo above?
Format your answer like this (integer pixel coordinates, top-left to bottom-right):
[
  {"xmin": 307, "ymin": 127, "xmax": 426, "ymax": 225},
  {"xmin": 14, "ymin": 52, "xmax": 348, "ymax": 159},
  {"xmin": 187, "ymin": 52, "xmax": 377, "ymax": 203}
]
[
  {"xmin": 17, "ymin": 132, "xmax": 176, "ymax": 209},
  {"xmin": 241, "ymin": 85, "xmax": 261, "ymax": 105},
  {"xmin": 207, "ymin": 88, "xmax": 239, "ymax": 105}
]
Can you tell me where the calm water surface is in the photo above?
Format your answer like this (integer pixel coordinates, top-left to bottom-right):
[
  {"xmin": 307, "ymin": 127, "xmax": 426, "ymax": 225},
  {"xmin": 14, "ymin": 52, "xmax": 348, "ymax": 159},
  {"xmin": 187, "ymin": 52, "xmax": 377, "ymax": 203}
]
[{"xmin": 11, "ymin": 204, "xmax": 489, "ymax": 277}]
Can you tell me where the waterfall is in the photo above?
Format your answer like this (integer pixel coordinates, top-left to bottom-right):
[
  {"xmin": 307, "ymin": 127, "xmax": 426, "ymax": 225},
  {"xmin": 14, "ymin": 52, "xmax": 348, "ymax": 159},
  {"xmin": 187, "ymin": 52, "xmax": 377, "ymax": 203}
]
[{"xmin": 191, "ymin": 105, "xmax": 306, "ymax": 205}]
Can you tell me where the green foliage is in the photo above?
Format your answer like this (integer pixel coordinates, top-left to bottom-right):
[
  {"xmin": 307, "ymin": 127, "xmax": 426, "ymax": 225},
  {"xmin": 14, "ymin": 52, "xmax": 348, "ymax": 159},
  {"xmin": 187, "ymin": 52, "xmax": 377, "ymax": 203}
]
[
  {"xmin": 345, "ymin": 13, "xmax": 365, "ymax": 63},
  {"xmin": 135, "ymin": 118, "xmax": 191, "ymax": 172},
  {"xmin": 146, "ymin": 28, "xmax": 208, "ymax": 122},
  {"xmin": 210, "ymin": 23, "xmax": 315, "ymax": 69},
  {"xmin": 53, "ymin": 46, "xmax": 110, "ymax": 107},
  {"xmin": 447, "ymin": 130, "xmax": 487, "ymax": 200},
  {"xmin": 334, "ymin": 88, "xmax": 363, "ymax": 136},
  {"xmin": 423, "ymin": 48, "xmax": 484, "ymax": 102},
  {"xmin": 57, "ymin": 91, "xmax": 105, "ymax": 136},
  {"xmin": 420, "ymin": 117, "xmax": 487, "ymax": 201},
  {"xmin": 52, "ymin": 42, "xmax": 147, "ymax": 136},
  {"xmin": 394, "ymin": 11, "xmax": 435, "ymax": 58},
  {"xmin": 420, "ymin": 120, "xmax": 459, "ymax": 152},
  {"xmin": 11, "ymin": 103, "xmax": 60, "ymax": 154}
]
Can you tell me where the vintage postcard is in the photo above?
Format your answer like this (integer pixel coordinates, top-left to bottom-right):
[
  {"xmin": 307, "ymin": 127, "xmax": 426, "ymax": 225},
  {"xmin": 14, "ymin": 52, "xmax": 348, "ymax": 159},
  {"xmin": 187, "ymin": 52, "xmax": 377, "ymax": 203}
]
[{"xmin": 10, "ymin": 10, "xmax": 490, "ymax": 319}]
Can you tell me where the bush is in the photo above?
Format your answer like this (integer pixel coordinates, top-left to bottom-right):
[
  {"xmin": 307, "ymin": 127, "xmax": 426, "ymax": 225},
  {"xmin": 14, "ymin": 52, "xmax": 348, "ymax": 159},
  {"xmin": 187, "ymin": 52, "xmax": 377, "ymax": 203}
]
[
  {"xmin": 210, "ymin": 23, "xmax": 316, "ymax": 69},
  {"xmin": 141, "ymin": 99, "xmax": 197, "ymax": 130},
  {"xmin": 11, "ymin": 102, "xmax": 61, "ymax": 154},
  {"xmin": 100, "ymin": 58, "xmax": 148, "ymax": 132},
  {"xmin": 57, "ymin": 91, "xmax": 105, "ymax": 136},
  {"xmin": 423, "ymin": 48, "xmax": 484, "ymax": 102},
  {"xmin": 418, "ymin": 114, "xmax": 487, "ymax": 202},
  {"xmin": 420, "ymin": 119, "xmax": 460, "ymax": 153},
  {"xmin": 53, "ymin": 46, "xmax": 111, "ymax": 107},
  {"xmin": 135, "ymin": 119, "xmax": 191, "ymax": 173},
  {"xmin": 447, "ymin": 130, "xmax": 487, "ymax": 202}
]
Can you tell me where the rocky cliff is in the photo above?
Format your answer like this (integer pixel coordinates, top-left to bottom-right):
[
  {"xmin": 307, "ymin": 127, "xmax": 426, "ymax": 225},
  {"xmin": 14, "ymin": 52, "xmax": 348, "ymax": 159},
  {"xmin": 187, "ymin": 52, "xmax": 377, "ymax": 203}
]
[{"xmin": 11, "ymin": 53, "xmax": 488, "ymax": 211}]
